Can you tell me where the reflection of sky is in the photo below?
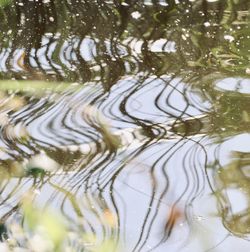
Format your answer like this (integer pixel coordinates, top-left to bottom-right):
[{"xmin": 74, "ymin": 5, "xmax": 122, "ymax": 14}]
[
  {"xmin": 215, "ymin": 78, "xmax": 250, "ymax": 94},
  {"xmin": 217, "ymin": 133, "xmax": 250, "ymax": 166},
  {"xmin": 1, "ymin": 75, "xmax": 250, "ymax": 250},
  {"xmin": 9, "ymin": 134, "xmax": 248, "ymax": 251},
  {"xmin": 24, "ymin": 76, "xmax": 211, "ymax": 147}
]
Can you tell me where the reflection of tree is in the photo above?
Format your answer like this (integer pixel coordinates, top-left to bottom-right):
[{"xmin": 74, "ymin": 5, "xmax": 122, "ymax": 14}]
[
  {"xmin": 187, "ymin": 74, "xmax": 250, "ymax": 238},
  {"xmin": 212, "ymin": 151, "xmax": 250, "ymax": 237},
  {"xmin": 0, "ymin": 0, "xmax": 249, "ymax": 84}
]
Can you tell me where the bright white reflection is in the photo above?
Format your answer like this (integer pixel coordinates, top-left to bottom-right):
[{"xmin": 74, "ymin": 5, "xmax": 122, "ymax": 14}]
[{"xmin": 215, "ymin": 78, "xmax": 250, "ymax": 94}]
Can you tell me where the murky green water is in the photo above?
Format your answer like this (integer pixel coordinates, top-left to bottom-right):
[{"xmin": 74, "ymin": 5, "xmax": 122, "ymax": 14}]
[{"xmin": 0, "ymin": 0, "xmax": 250, "ymax": 251}]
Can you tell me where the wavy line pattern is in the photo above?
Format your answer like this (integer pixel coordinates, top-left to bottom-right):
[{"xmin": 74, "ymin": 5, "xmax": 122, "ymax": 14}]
[{"xmin": 0, "ymin": 0, "xmax": 249, "ymax": 251}]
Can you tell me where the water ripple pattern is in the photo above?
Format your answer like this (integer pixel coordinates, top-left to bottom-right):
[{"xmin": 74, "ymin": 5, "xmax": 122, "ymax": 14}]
[{"xmin": 0, "ymin": 0, "xmax": 249, "ymax": 251}]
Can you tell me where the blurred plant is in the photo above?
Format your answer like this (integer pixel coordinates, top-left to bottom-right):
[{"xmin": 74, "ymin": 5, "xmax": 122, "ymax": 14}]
[
  {"xmin": 0, "ymin": 191, "xmax": 120, "ymax": 252},
  {"xmin": 0, "ymin": 0, "xmax": 12, "ymax": 8},
  {"xmin": 0, "ymin": 80, "xmax": 81, "ymax": 96}
]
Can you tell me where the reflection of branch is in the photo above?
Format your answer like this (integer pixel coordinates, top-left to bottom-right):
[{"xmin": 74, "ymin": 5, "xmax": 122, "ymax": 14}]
[{"xmin": 213, "ymin": 150, "xmax": 250, "ymax": 237}]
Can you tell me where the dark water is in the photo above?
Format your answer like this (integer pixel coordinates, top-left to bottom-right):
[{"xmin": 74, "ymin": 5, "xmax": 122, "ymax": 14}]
[{"xmin": 0, "ymin": 0, "xmax": 250, "ymax": 251}]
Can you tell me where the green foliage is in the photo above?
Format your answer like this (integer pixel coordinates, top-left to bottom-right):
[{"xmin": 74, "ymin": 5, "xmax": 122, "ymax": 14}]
[
  {"xmin": 0, "ymin": 80, "xmax": 81, "ymax": 95},
  {"xmin": 0, "ymin": 0, "xmax": 12, "ymax": 8}
]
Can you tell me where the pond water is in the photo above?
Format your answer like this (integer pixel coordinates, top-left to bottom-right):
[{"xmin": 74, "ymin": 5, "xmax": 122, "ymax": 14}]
[{"xmin": 0, "ymin": 0, "xmax": 250, "ymax": 251}]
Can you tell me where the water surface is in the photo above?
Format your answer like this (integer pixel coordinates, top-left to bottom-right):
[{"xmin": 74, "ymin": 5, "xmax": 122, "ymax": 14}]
[{"xmin": 0, "ymin": 0, "xmax": 250, "ymax": 251}]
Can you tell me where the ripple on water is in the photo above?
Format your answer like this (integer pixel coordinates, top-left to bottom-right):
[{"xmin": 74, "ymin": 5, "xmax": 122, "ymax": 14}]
[{"xmin": 0, "ymin": 0, "xmax": 249, "ymax": 251}]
